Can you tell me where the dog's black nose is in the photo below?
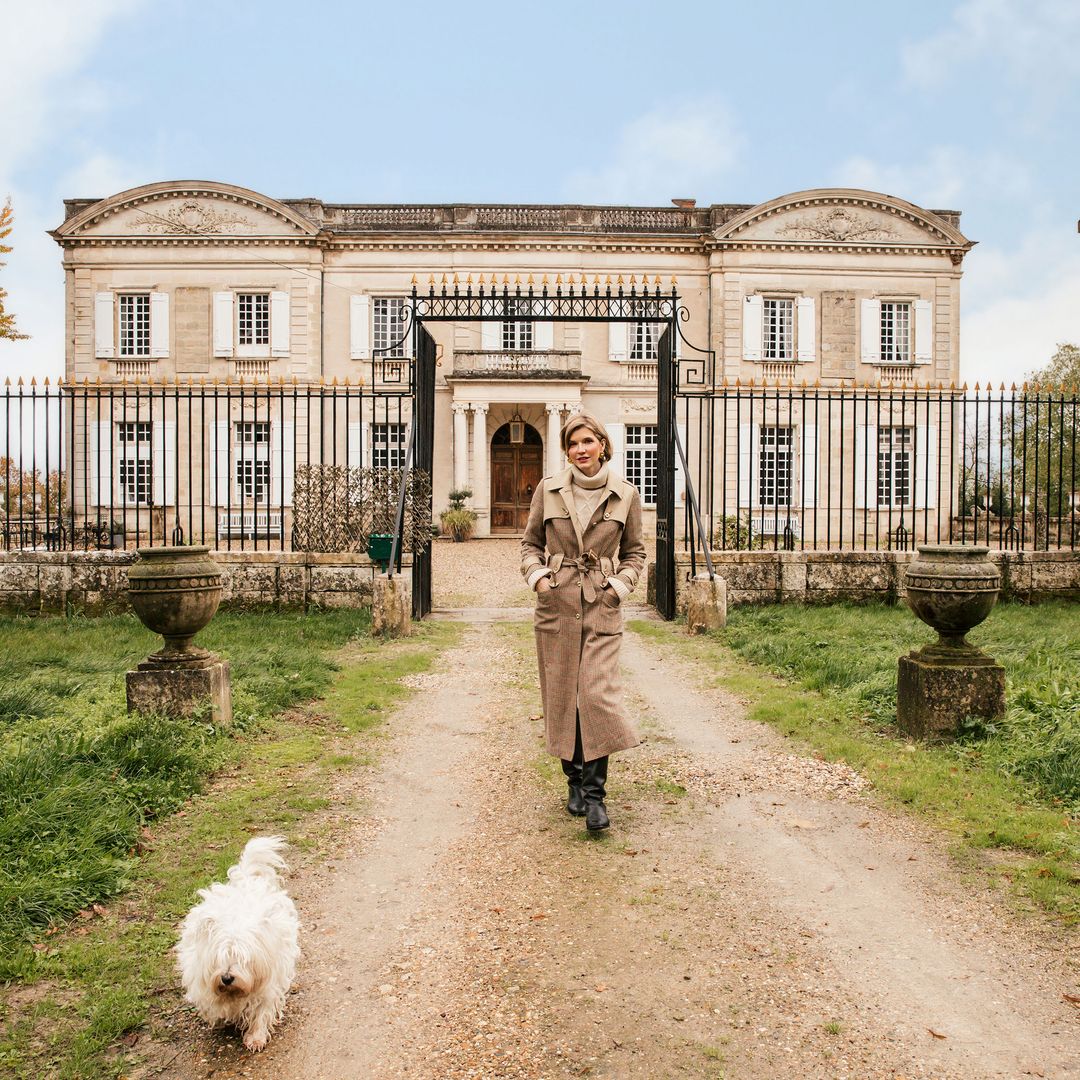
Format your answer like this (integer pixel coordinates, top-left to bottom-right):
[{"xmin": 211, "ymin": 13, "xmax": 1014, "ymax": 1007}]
[{"xmin": 220, "ymin": 974, "xmax": 234, "ymax": 986}]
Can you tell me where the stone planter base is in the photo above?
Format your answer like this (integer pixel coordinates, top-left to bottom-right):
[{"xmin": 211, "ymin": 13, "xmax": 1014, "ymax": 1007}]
[
  {"xmin": 126, "ymin": 657, "xmax": 232, "ymax": 727},
  {"xmin": 686, "ymin": 572, "xmax": 727, "ymax": 634},
  {"xmin": 896, "ymin": 645, "xmax": 1004, "ymax": 740}
]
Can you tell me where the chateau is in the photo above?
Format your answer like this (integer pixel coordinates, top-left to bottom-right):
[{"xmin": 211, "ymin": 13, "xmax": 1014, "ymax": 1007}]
[{"xmin": 51, "ymin": 182, "xmax": 973, "ymax": 540}]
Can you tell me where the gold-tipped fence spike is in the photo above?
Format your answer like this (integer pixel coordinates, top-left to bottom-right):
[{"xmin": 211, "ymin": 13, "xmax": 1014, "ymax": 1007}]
[
  {"xmin": 542, "ymin": 274, "xmax": 549, "ymax": 287},
  {"xmin": 605, "ymin": 275, "xmax": 612, "ymax": 286},
  {"xmin": 616, "ymin": 274, "xmax": 624, "ymax": 287},
  {"xmin": 527, "ymin": 273, "xmax": 534, "ymax": 286},
  {"xmin": 16, "ymin": 376, "xmax": 23, "ymax": 386},
  {"xmin": 555, "ymin": 273, "xmax": 563, "ymax": 285},
  {"xmin": 43, "ymin": 377, "xmax": 50, "ymax": 386},
  {"xmin": 670, "ymin": 276, "xmax": 678, "ymax": 288},
  {"xmin": 628, "ymin": 274, "xmax": 636, "ymax": 287},
  {"xmin": 30, "ymin": 377, "xmax": 36, "ymax": 386},
  {"xmin": 466, "ymin": 274, "xmax": 473, "ymax": 286},
  {"xmin": 514, "ymin": 274, "xmax": 521, "ymax": 286},
  {"xmin": 411, "ymin": 274, "xmax": 418, "ymax": 286},
  {"xmin": 452, "ymin": 273, "xmax": 460, "ymax": 285},
  {"xmin": 440, "ymin": 273, "xmax": 448, "ymax": 286},
  {"xmin": 428, "ymin": 274, "xmax": 435, "ymax": 287}
]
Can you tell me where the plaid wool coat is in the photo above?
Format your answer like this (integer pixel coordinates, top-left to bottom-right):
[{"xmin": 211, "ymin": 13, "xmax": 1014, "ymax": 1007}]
[{"xmin": 520, "ymin": 467, "xmax": 647, "ymax": 762}]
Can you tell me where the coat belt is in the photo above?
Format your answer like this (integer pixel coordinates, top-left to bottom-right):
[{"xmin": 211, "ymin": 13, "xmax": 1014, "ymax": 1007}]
[{"xmin": 551, "ymin": 551, "xmax": 613, "ymax": 603}]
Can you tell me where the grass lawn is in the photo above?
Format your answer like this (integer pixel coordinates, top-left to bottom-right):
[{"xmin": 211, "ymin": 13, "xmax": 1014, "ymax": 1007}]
[
  {"xmin": 0, "ymin": 610, "xmax": 460, "ymax": 1079},
  {"xmin": 632, "ymin": 599, "xmax": 1080, "ymax": 922}
]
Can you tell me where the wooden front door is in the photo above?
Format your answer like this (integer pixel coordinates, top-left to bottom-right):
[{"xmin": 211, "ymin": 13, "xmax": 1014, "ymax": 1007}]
[{"xmin": 490, "ymin": 422, "xmax": 543, "ymax": 532}]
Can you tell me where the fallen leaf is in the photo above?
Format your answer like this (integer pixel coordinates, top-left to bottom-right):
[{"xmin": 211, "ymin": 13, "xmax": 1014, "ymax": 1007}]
[
  {"xmin": 489, "ymin": 907, "xmax": 503, "ymax": 914},
  {"xmin": 857, "ymin": 820, "xmax": 871, "ymax": 828},
  {"xmin": 530, "ymin": 912, "xmax": 547, "ymax": 920},
  {"xmin": 928, "ymin": 1028, "xmax": 947, "ymax": 1039},
  {"xmin": 121, "ymin": 1032, "xmax": 139, "ymax": 1047},
  {"xmin": 594, "ymin": 983, "xmax": 608, "ymax": 992},
  {"xmin": 623, "ymin": 850, "xmax": 639, "ymax": 857},
  {"xmin": 1063, "ymin": 993, "xmax": 1080, "ymax": 1008}
]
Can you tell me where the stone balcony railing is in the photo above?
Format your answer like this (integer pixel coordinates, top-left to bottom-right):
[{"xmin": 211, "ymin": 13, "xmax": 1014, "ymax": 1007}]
[{"xmin": 450, "ymin": 350, "xmax": 583, "ymax": 378}]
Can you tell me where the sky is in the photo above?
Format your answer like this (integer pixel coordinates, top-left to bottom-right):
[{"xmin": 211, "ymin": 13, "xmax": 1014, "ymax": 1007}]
[{"xmin": 1, "ymin": 0, "xmax": 1079, "ymax": 388}]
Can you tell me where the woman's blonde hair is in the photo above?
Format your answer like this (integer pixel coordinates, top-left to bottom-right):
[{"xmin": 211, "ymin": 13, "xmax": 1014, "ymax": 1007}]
[{"xmin": 560, "ymin": 412, "xmax": 611, "ymax": 463}]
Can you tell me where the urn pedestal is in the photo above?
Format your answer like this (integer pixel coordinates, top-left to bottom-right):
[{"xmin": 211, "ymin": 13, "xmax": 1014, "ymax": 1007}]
[
  {"xmin": 125, "ymin": 546, "xmax": 232, "ymax": 725},
  {"xmin": 898, "ymin": 545, "xmax": 1004, "ymax": 739}
]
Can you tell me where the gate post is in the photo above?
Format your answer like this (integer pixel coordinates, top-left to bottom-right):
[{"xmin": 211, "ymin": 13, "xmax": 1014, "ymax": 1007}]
[{"xmin": 655, "ymin": 324, "xmax": 676, "ymax": 619}]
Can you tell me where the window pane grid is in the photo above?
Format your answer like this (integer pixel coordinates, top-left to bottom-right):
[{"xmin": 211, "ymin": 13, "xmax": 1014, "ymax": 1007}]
[
  {"xmin": 880, "ymin": 302, "xmax": 911, "ymax": 364},
  {"xmin": 763, "ymin": 299, "xmax": 794, "ymax": 361},
  {"xmin": 374, "ymin": 297, "xmax": 408, "ymax": 358},
  {"xmin": 235, "ymin": 458, "xmax": 271, "ymax": 502},
  {"xmin": 625, "ymin": 424, "xmax": 658, "ymax": 505},
  {"xmin": 118, "ymin": 294, "xmax": 150, "ymax": 357},
  {"xmin": 237, "ymin": 293, "xmax": 270, "ymax": 346},
  {"xmin": 877, "ymin": 426, "xmax": 912, "ymax": 507},
  {"xmin": 372, "ymin": 423, "xmax": 407, "ymax": 470},
  {"xmin": 502, "ymin": 299, "xmax": 534, "ymax": 350},
  {"xmin": 630, "ymin": 321, "xmax": 659, "ymax": 361},
  {"xmin": 758, "ymin": 426, "xmax": 793, "ymax": 506}
]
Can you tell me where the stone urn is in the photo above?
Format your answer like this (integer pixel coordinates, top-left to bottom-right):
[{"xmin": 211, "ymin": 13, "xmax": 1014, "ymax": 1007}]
[
  {"xmin": 127, "ymin": 545, "xmax": 223, "ymax": 666},
  {"xmin": 903, "ymin": 544, "xmax": 1000, "ymax": 651}
]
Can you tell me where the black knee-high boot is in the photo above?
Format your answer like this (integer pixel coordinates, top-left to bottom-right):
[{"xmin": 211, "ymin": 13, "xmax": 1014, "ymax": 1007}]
[
  {"xmin": 561, "ymin": 712, "xmax": 586, "ymax": 816},
  {"xmin": 581, "ymin": 755, "xmax": 610, "ymax": 832}
]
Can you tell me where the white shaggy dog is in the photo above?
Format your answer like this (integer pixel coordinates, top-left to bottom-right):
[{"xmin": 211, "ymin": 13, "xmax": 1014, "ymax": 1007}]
[{"xmin": 176, "ymin": 836, "xmax": 300, "ymax": 1051}]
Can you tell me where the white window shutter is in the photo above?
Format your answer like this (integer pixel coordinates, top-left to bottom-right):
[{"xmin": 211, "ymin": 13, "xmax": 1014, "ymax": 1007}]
[
  {"xmin": 860, "ymin": 299, "xmax": 881, "ymax": 364},
  {"xmin": 738, "ymin": 423, "xmax": 753, "ymax": 506},
  {"xmin": 89, "ymin": 421, "xmax": 113, "ymax": 505},
  {"xmin": 914, "ymin": 299, "xmax": 933, "ymax": 365},
  {"xmin": 915, "ymin": 424, "xmax": 937, "ymax": 508},
  {"xmin": 347, "ymin": 421, "xmax": 363, "ymax": 467},
  {"xmin": 150, "ymin": 292, "xmax": 170, "ymax": 358},
  {"xmin": 796, "ymin": 297, "xmax": 816, "ymax": 363},
  {"xmin": 674, "ymin": 423, "xmax": 687, "ymax": 508},
  {"xmin": 481, "ymin": 321, "xmax": 500, "ymax": 350},
  {"xmin": 606, "ymin": 422, "xmax": 624, "ymax": 477},
  {"xmin": 535, "ymin": 318, "xmax": 554, "ymax": 351},
  {"xmin": 855, "ymin": 424, "xmax": 878, "ymax": 509},
  {"xmin": 800, "ymin": 424, "xmax": 818, "ymax": 508},
  {"xmin": 95, "ymin": 293, "xmax": 115, "ymax": 359},
  {"xmin": 209, "ymin": 420, "xmax": 230, "ymax": 504},
  {"xmin": 213, "ymin": 292, "xmax": 234, "ymax": 357},
  {"xmin": 270, "ymin": 290, "xmax": 290, "ymax": 357},
  {"xmin": 350, "ymin": 294, "xmax": 371, "ymax": 360},
  {"xmin": 608, "ymin": 322, "xmax": 629, "ymax": 362},
  {"xmin": 743, "ymin": 295, "xmax": 763, "ymax": 362},
  {"xmin": 271, "ymin": 421, "xmax": 295, "ymax": 504},
  {"xmin": 153, "ymin": 420, "xmax": 176, "ymax": 507}
]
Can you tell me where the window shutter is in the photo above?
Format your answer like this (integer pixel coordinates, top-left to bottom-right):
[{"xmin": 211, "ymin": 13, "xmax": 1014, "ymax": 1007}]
[
  {"xmin": 860, "ymin": 299, "xmax": 881, "ymax": 364},
  {"xmin": 915, "ymin": 424, "xmax": 937, "ymax": 508},
  {"xmin": 608, "ymin": 322, "xmax": 629, "ymax": 362},
  {"xmin": 674, "ymin": 423, "xmax": 687, "ymax": 509},
  {"xmin": 213, "ymin": 292, "xmax": 234, "ymax": 357},
  {"xmin": 95, "ymin": 293, "xmax": 115, "ymax": 359},
  {"xmin": 742, "ymin": 295, "xmax": 763, "ymax": 362},
  {"xmin": 606, "ymin": 422, "xmax": 624, "ymax": 477},
  {"xmin": 153, "ymin": 420, "xmax": 176, "ymax": 507},
  {"xmin": 913, "ymin": 300, "xmax": 933, "ymax": 364},
  {"xmin": 89, "ymin": 421, "xmax": 113, "ymax": 505},
  {"xmin": 347, "ymin": 421, "xmax": 364, "ymax": 467},
  {"xmin": 855, "ymin": 424, "xmax": 878, "ymax": 509},
  {"xmin": 150, "ymin": 292, "xmax": 170, "ymax": 358},
  {"xmin": 350, "ymin": 295, "xmax": 371, "ymax": 360},
  {"xmin": 481, "ymin": 321, "xmax": 500, "ymax": 350},
  {"xmin": 271, "ymin": 421, "xmax": 295, "ymax": 505},
  {"xmin": 270, "ymin": 290, "xmax": 290, "ymax": 357},
  {"xmin": 534, "ymin": 311, "xmax": 554, "ymax": 351},
  {"xmin": 209, "ymin": 420, "xmax": 229, "ymax": 505},
  {"xmin": 738, "ymin": 423, "xmax": 753, "ymax": 507},
  {"xmin": 796, "ymin": 297, "xmax": 816, "ymax": 363},
  {"xmin": 800, "ymin": 424, "xmax": 818, "ymax": 508}
]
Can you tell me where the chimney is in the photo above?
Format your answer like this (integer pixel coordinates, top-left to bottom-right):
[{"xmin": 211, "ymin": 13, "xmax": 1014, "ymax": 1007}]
[{"xmin": 671, "ymin": 198, "xmax": 696, "ymax": 209}]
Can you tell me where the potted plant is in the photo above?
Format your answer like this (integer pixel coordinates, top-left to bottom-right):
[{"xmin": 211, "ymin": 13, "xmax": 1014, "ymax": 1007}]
[{"xmin": 439, "ymin": 488, "xmax": 478, "ymax": 543}]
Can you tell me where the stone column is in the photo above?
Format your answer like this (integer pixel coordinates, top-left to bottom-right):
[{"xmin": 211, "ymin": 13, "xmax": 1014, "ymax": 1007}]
[
  {"xmin": 545, "ymin": 403, "xmax": 563, "ymax": 476},
  {"xmin": 452, "ymin": 402, "xmax": 469, "ymax": 493},
  {"xmin": 471, "ymin": 404, "xmax": 490, "ymax": 534}
]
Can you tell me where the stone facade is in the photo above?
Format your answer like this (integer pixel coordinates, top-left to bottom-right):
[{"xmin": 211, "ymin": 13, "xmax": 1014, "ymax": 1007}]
[{"xmin": 51, "ymin": 182, "xmax": 973, "ymax": 539}]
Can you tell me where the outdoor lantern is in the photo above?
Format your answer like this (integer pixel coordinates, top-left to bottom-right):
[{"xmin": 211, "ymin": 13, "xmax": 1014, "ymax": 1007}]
[{"xmin": 510, "ymin": 413, "xmax": 524, "ymax": 444}]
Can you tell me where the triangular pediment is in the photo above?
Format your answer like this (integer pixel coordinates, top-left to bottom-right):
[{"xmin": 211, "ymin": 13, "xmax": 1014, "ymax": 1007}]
[
  {"xmin": 54, "ymin": 181, "xmax": 319, "ymax": 241},
  {"xmin": 715, "ymin": 189, "xmax": 970, "ymax": 249}
]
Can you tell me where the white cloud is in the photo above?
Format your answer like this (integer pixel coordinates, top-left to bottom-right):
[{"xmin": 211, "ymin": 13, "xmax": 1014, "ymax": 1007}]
[
  {"xmin": 562, "ymin": 99, "xmax": 742, "ymax": 205},
  {"xmin": 903, "ymin": 0, "xmax": 1080, "ymax": 94}
]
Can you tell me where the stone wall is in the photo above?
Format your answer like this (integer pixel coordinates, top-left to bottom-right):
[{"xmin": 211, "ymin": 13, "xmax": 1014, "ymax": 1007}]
[
  {"xmin": 663, "ymin": 550, "xmax": 1080, "ymax": 612},
  {"xmin": 0, "ymin": 551, "xmax": 410, "ymax": 616}
]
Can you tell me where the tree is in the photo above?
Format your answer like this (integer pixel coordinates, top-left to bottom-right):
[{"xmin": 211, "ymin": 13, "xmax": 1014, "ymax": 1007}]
[{"xmin": 0, "ymin": 199, "xmax": 28, "ymax": 341}]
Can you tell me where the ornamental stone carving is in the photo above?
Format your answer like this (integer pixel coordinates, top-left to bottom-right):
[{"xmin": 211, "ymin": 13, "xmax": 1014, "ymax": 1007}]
[
  {"xmin": 778, "ymin": 207, "xmax": 900, "ymax": 243},
  {"xmin": 620, "ymin": 399, "xmax": 655, "ymax": 413},
  {"xmin": 131, "ymin": 200, "xmax": 258, "ymax": 235}
]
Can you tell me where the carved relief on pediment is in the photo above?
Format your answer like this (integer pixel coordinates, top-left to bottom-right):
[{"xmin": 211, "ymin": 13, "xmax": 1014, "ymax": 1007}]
[
  {"xmin": 777, "ymin": 207, "xmax": 901, "ymax": 242},
  {"xmin": 620, "ymin": 398, "xmax": 656, "ymax": 414},
  {"xmin": 130, "ymin": 200, "xmax": 258, "ymax": 235}
]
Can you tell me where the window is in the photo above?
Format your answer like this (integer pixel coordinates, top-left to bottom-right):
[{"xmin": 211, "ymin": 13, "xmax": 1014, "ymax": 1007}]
[
  {"xmin": 758, "ymin": 426, "xmax": 794, "ymax": 507},
  {"xmin": 118, "ymin": 421, "xmax": 152, "ymax": 505},
  {"xmin": 234, "ymin": 421, "xmax": 270, "ymax": 502},
  {"xmin": 763, "ymin": 299, "xmax": 794, "ymax": 361},
  {"xmin": 880, "ymin": 302, "xmax": 911, "ymax": 364},
  {"xmin": 502, "ymin": 298, "xmax": 534, "ymax": 351},
  {"xmin": 372, "ymin": 423, "xmax": 407, "ymax": 470},
  {"xmin": 877, "ymin": 427, "xmax": 912, "ymax": 507},
  {"xmin": 237, "ymin": 293, "xmax": 270, "ymax": 349},
  {"xmin": 373, "ymin": 297, "xmax": 409, "ymax": 358},
  {"xmin": 624, "ymin": 425, "xmax": 658, "ymax": 505},
  {"xmin": 118, "ymin": 294, "xmax": 151, "ymax": 357}
]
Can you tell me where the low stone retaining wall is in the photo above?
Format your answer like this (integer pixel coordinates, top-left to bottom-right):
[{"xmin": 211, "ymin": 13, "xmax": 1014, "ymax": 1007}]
[
  {"xmin": 665, "ymin": 550, "xmax": 1080, "ymax": 611},
  {"xmin": 0, "ymin": 551, "xmax": 411, "ymax": 615}
]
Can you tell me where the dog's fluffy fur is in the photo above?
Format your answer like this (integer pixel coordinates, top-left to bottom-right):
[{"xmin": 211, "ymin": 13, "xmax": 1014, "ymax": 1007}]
[{"xmin": 176, "ymin": 836, "xmax": 300, "ymax": 1051}]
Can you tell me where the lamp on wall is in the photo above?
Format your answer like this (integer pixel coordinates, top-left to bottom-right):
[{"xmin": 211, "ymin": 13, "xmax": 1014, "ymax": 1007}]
[{"xmin": 509, "ymin": 412, "xmax": 524, "ymax": 445}]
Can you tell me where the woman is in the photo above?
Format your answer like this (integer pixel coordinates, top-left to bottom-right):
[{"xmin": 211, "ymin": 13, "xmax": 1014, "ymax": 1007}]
[{"xmin": 520, "ymin": 413, "xmax": 647, "ymax": 832}]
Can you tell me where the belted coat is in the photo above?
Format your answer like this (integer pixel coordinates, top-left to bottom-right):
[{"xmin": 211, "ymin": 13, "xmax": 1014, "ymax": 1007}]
[{"xmin": 520, "ymin": 466, "xmax": 647, "ymax": 762}]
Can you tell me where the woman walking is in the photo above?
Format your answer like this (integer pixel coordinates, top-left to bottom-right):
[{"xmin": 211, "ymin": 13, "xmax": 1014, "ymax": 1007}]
[{"xmin": 521, "ymin": 413, "xmax": 646, "ymax": 832}]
